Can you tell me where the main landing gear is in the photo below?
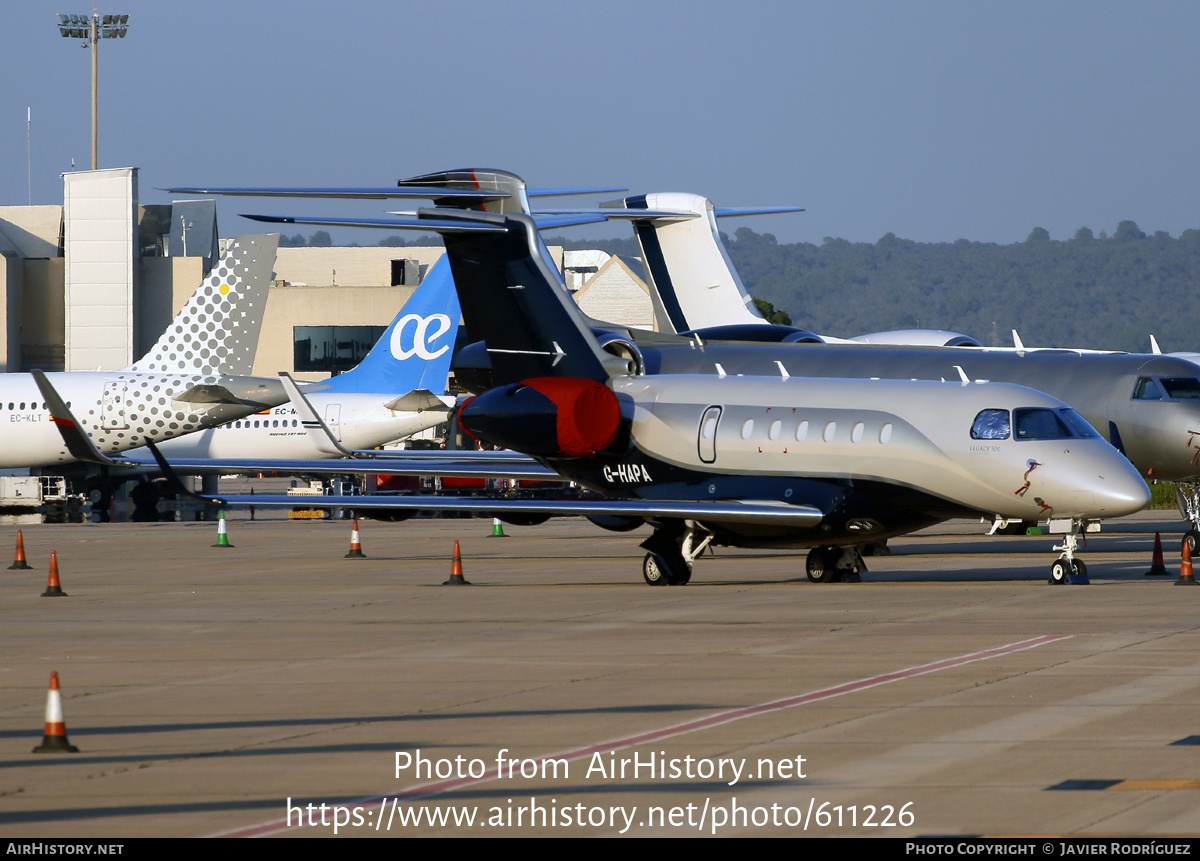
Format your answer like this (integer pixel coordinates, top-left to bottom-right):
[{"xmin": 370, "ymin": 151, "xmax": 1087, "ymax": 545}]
[
  {"xmin": 1173, "ymin": 483, "xmax": 1200, "ymax": 555},
  {"xmin": 640, "ymin": 522, "xmax": 713, "ymax": 586},
  {"xmin": 1048, "ymin": 519, "xmax": 1090, "ymax": 585},
  {"xmin": 805, "ymin": 546, "xmax": 865, "ymax": 583}
]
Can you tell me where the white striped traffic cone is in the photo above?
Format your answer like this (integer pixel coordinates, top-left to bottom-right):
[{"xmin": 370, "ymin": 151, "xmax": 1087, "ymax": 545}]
[
  {"xmin": 32, "ymin": 672, "xmax": 79, "ymax": 753},
  {"xmin": 212, "ymin": 511, "xmax": 234, "ymax": 548},
  {"xmin": 345, "ymin": 519, "xmax": 366, "ymax": 559}
]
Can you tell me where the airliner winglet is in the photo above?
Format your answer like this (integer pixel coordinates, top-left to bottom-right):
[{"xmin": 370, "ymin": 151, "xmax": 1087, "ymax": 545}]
[{"xmin": 32, "ymin": 371, "xmax": 136, "ymax": 468}]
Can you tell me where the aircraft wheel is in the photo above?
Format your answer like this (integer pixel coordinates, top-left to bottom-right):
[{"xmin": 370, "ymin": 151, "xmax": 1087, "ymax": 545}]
[
  {"xmin": 806, "ymin": 547, "xmax": 842, "ymax": 583},
  {"xmin": 1073, "ymin": 559, "xmax": 1088, "ymax": 579},
  {"xmin": 643, "ymin": 552, "xmax": 689, "ymax": 586},
  {"xmin": 1049, "ymin": 558, "xmax": 1071, "ymax": 585},
  {"xmin": 86, "ymin": 483, "xmax": 113, "ymax": 510},
  {"xmin": 1184, "ymin": 530, "xmax": 1200, "ymax": 557}
]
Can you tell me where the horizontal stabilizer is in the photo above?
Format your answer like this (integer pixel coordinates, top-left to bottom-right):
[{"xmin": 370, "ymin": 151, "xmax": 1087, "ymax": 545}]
[
  {"xmin": 712, "ymin": 206, "xmax": 806, "ymax": 217},
  {"xmin": 531, "ymin": 213, "xmax": 611, "ymax": 229},
  {"xmin": 241, "ymin": 213, "xmax": 506, "ymax": 233},
  {"xmin": 383, "ymin": 389, "xmax": 456, "ymax": 413},
  {"xmin": 174, "ymin": 384, "xmax": 246, "ymax": 405},
  {"xmin": 163, "ymin": 185, "xmax": 498, "ymax": 200},
  {"xmin": 241, "ymin": 211, "xmax": 609, "ymax": 232},
  {"xmin": 527, "ymin": 186, "xmax": 628, "ymax": 197}
]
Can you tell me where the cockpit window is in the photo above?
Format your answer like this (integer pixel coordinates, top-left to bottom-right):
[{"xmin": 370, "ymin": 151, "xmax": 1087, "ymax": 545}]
[
  {"xmin": 970, "ymin": 409, "xmax": 1010, "ymax": 440},
  {"xmin": 1133, "ymin": 377, "xmax": 1163, "ymax": 400},
  {"xmin": 1159, "ymin": 377, "xmax": 1200, "ymax": 399},
  {"xmin": 1058, "ymin": 408, "xmax": 1101, "ymax": 438},
  {"xmin": 1014, "ymin": 408, "xmax": 1072, "ymax": 440}
]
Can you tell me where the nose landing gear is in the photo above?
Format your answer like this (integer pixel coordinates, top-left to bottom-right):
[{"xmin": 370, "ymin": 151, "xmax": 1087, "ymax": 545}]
[{"xmin": 1048, "ymin": 519, "xmax": 1091, "ymax": 585}]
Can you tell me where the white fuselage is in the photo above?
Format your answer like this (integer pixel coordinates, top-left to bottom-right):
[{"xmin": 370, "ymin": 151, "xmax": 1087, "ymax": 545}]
[
  {"xmin": 0, "ymin": 371, "xmax": 285, "ymax": 469},
  {"xmin": 145, "ymin": 392, "xmax": 448, "ymax": 460}
]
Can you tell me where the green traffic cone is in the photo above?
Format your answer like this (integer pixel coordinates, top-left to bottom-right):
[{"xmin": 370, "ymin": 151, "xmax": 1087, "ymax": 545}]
[{"xmin": 212, "ymin": 511, "xmax": 234, "ymax": 548}]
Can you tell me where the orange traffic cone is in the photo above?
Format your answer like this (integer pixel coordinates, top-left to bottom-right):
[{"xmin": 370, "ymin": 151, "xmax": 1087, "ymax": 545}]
[
  {"xmin": 1145, "ymin": 532, "xmax": 1171, "ymax": 576},
  {"xmin": 1176, "ymin": 541, "xmax": 1197, "ymax": 586},
  {"xmin": 41, "ymin": 551, "xmax": 67, "ymax": 597},
  {"xmin": 8, "ymin": 530, "xmax": 32, "ymax": 570},
  {"xmin": 32, "ymin": 672, "xmax": 79, "ymax": 753},
  {"xmin": 442, "ymin": 540, "xmax": 471, "ymax": 586},
  {"xmin": 345, "ymin": 519, "xmax": 366, "ymax": 559}
]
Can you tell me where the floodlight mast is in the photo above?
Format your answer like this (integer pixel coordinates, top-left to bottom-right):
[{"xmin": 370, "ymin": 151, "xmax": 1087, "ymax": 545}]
[{"xmin": 57, "ymin": 10, "xmax": 130, "ymax": 170}]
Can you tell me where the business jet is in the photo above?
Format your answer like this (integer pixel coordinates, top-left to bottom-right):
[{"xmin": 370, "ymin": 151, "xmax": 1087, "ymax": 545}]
[
  {"xmin": 192, "ymin": 209, "xmax": 1148, "ymax": 586},
  {"xmin": 551, "ymin": 193, "xmax": 1200, "ymax": 552},
  {"xmin": 3, "ymin": 234, "xmax": 292, "ymax": 470}
]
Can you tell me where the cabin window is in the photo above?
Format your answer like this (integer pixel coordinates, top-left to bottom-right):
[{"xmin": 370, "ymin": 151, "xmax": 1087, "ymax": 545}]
[
  {"xmin": 879, "ymin": 423, "xmax": 893, "ymax": 444},
  {"xmin": 851, "ymin": 422, "xmax": 865, "ymax": 443},
  {"xmin": 795, "ymin": 420, "xmax": 809, "ymax": 441},
  {"xmin": 768, "ymin": 420, "xmax": 782, "ymax": 440},
  {"xmin": 740, "ymin": 419, "xmax": 755, "ymax": 439},
  {"xmin": 970, "ymin": 409, "xmax": 1010, "ymax": 440},
  {"xmin": 822, "ymin": 421, "xmax": 837, "ymax": 442}
]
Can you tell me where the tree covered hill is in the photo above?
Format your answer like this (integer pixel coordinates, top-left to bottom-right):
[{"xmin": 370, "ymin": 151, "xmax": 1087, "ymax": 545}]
[
  {"xmin": 311, "ymin": 223, "xmax": 1200, "ymax": 353},
  {"xmin": 722, "ymin": 223, "xmax": 1200, "ymax": 352}
]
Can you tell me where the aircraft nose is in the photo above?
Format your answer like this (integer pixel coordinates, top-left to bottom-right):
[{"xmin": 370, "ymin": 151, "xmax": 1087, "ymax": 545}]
[{"xmin": 1094, "ymin": 462, "xmax": 1152, "ymax": 517}]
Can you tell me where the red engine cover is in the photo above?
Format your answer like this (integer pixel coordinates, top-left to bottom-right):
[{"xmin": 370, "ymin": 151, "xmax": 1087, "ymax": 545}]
[{"xmin": 520, "ymin": 377, "xmax": 620, "ymax": 457}]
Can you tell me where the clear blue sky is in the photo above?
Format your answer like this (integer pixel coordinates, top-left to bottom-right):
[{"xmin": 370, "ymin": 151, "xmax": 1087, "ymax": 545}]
[{"xmin": 4, "ymin": 1, "xmax": 1198, "ymax": 246}]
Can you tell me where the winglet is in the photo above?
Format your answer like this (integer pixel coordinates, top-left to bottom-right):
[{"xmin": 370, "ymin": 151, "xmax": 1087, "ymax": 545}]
[
  {"xmin": 32, "ymin": 371, "xmax": 136, "ymax": 467},
  {"xmin": 1150, "ymin": 335, "xmax": 1162, "ymax": 354},
  {"xmin": 143, "ymin": 441, "xmax": 228, "ymax": 506},
  {"xmin": 279, "ymin": 372, "xmax": 358, "ymax": 458},
  {"xmin": 1011, "ymin": 330, "xmax": 1026, "ymax": 352}
]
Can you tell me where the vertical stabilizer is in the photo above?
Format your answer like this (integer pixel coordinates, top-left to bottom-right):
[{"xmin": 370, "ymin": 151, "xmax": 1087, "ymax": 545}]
[
  {"xmin": 321, "ymin": 255, "xmax": 460, "ymax": 395},
  {"xmin": 432, "ymin": 211, "xmax": 617, "ymax": 384},
  {"xmin": 128, "ymin": 233, "xmax": 278, "ymax": 375},
  {"xmin": 622, "ymin": 193, "xmax": 764, "ymax": 333}
]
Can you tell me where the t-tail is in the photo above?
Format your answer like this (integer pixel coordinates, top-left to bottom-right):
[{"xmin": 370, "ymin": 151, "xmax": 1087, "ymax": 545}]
[
  {"xmin": 128, "ymin": 233, "xmax": 278, "ymax": 375},
  {"xmin": 431, "ymin": 210, "xmax": 625, "ymax": 385},
  {"xmin": 319, "ymin": 255, "xmax": 460, "ymax": 396},
  {"xmin": 599, "ymin": 193, "xmax": 803, "ymax": 333}
]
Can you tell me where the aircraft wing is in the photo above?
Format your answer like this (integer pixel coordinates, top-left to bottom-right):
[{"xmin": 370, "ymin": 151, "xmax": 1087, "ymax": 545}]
[
  {"xmin": 125, "ymin": 452, "xmax": 561, "ymax": 479},
  {"xmin": 205, "ymin": 492, "xmax": 825, "ymax": 526}
]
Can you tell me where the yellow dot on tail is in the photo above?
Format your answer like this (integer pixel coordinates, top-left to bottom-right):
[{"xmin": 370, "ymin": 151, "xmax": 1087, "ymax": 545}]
[{"xmin": 219, "ymin": 283, "xmax": 230, "ymax": 295}]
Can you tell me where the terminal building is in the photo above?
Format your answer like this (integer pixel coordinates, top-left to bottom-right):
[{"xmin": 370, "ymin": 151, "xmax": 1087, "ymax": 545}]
[{"xmin": 0, "ymin": 168, "xmax": 657, "ymax": 382}]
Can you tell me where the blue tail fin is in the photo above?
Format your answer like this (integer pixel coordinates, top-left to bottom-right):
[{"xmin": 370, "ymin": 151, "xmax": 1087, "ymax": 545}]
[{"xmin": 321, "ymin": 256, "xmax": 459, "ymax": 395}]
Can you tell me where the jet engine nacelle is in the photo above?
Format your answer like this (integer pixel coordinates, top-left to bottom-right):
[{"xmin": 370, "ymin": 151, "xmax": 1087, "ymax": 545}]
[
  {"xmin": 593, "ymin": 331, "xmax": 646, "ymax": 376},
  {"xmin": 459, "ymin": 377, "xmax": 622, "ymax": 457},
  {"xmin": 681, "ymin": 324, "xmax": 825, "ymax": 344},
  {"xmin": 851, "ymin": 329, "xmax": 983, "ymax": 347}
]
